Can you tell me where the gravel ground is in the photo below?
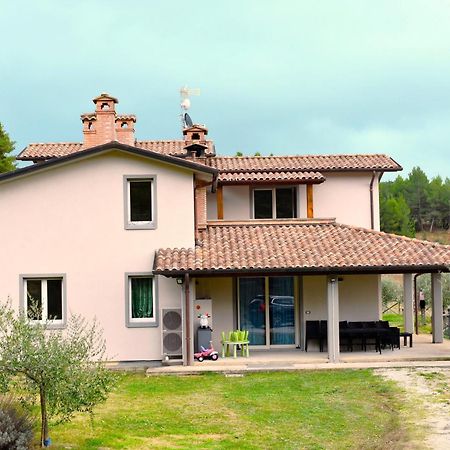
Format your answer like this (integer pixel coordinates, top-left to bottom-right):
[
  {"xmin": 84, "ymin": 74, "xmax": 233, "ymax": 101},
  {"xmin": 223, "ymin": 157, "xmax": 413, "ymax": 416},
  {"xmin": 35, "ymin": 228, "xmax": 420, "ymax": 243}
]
[{"xmin": 375, "ymin": 368, "xmax": 450, "ymax": 450}]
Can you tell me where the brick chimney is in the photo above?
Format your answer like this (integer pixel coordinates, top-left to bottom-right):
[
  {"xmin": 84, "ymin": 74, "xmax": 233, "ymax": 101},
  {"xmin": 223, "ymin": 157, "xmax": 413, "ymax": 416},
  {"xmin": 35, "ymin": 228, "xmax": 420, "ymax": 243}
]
[
  {"xmin": 183, "ymin": 124, "xmax": 208, "ymax": 157},
  {"xmin": 115, "ymin": 115, "xmax": 136, "ymax": 146},
  {"xmin": 93, "ymin": 93, "xmax": 118, "ymax": 144},
  {"xmin": 183, "ymin": 124, "xmax": 208, "ymax": 142}
]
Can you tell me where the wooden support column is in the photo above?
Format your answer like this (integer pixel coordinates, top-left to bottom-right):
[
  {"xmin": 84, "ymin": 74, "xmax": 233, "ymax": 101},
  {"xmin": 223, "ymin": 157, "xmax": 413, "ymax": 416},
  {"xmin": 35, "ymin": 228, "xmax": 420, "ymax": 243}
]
[
  {"xmin": 403, "ymin": 273, "xmax": 414, "ymax": 334},
  {"xmin": 306, "ymin": 184, "xmax": 314, "ymax": 219},
  {"xmin": 431, "ymin": 273, "xmax": 443, "ymax": 343},
  {"xmin": 327, "ymin": 276, "xmax": 340, "ymax": 363},
  {"xmin": 217, "ymin": 185, "xmax": 224, "ymax": 220}
]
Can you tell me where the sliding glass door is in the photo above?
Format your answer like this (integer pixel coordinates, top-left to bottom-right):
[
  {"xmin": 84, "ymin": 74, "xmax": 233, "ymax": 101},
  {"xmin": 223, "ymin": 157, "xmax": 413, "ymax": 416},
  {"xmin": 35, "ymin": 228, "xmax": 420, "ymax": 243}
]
[{"xmin": 239, "ymin": 276, "xmax": 296, "ymax": 346}]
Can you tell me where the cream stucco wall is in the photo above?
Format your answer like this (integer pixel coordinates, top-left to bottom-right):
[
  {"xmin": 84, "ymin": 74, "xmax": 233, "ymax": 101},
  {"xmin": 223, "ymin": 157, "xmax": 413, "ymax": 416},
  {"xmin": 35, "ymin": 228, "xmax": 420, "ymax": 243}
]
[
  {"xmin": 302, "ymin": 274, "xmax": 381, "ymax": 321},
  {"xmin": 0, "ymin": 150, "xmax": 196, "ymax": 361},
  {"xmin": 195, "ymin": 274, "xmax": 381, "ymax": 351},
  {"xmin": 195, "ymin": 277, "xmax": 235, "ymax": 350},
  {"xmin": 314, "ymin": 172, "xmax": 378, "ymax": 229},
  {"xmin": 207, "ymin": 185, "xmax": 251, "ymax": 221},
  {"xmin": 207, "ymin": 173, "xmax": 380, "ymax": 229}
]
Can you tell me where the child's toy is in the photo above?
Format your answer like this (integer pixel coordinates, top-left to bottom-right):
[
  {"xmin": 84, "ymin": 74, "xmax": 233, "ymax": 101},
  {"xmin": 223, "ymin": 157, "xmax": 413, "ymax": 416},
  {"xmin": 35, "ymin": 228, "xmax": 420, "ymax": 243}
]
[
  {"xmin": 194, "ymin": 341, "xmax": 219, "ymax": 362},
  {"xmin": 198, "ymin": 313, "xmax": 211, "ymax": 329}
]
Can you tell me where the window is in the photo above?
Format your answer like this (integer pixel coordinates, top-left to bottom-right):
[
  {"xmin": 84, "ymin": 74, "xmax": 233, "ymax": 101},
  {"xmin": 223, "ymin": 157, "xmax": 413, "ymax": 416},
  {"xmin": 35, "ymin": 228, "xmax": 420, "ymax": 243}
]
[
  {"xmin": 126, "ymin": 274, "xmax": 158, "ymax": 327},
  {"xmin": 124, "ymin": 176, "xmax": 156, "ymax": 229},
  {"xmin": 253, "ymin": 187, "xmax": 297, "ymax": 219},
  {"xmin": 22, "ymin": 276, "xmax": 65, "ymax": 327}
]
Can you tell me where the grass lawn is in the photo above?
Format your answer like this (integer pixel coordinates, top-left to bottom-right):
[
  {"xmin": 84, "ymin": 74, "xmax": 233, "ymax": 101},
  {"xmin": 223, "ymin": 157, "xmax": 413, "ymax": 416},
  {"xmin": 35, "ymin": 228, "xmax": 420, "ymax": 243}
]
[
  {"xmin": 383, "ymin": 313, "xmax": 433, "ymax": 334},
  {"xmin": 43, "ymin": 370, "xmax": 413, "ymax": 449}
]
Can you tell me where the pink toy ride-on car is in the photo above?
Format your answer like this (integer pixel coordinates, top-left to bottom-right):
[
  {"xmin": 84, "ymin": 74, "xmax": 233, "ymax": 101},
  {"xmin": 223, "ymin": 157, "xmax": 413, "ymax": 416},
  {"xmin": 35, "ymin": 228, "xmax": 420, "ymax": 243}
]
[{"xmin": 194, "ymin": 341, "xmax": 219, "ymax": 362}]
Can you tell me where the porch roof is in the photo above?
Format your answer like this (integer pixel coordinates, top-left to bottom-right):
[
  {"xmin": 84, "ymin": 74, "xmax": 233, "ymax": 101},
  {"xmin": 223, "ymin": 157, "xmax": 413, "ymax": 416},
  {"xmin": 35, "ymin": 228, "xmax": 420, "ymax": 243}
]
[
  {"xmin": 153, "ymin": 220, "xmax": 450, "ymax": 276},
  {"xmin": 217, "ymin": 170, "xmax": 325, "ymax": 185}
]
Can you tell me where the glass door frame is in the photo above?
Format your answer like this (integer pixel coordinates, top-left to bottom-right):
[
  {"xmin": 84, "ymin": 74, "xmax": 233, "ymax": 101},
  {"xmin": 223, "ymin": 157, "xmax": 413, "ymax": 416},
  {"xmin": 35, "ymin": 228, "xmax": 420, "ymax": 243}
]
[{"xmin": 237, "ymin": 275, "xmax": 300, "ymax": 348}]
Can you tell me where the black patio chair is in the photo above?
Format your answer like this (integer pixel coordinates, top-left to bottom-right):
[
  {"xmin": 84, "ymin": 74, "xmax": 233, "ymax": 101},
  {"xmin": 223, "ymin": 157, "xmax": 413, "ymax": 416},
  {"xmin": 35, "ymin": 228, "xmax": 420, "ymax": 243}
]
[
  {"xmin": 362, "ymin": 321, "xmax": 381, "ymax": 353},
  {"xmin": 347, "ymin": 321, "xmax": 364, "ymax": 350},
  {"xmin": 338, "ymin": 321, "xmax": 353, "ymax": 351},
  {"xmin": 376, "ymin": 321, "xmax": 399, "ymax": 350},
  {"xmin": 305, "ymin": 320, "xmax": 322, "ymax": 352},
  {"xmin": 319, "ymin": 320, "xmax": 327, "ymax": 352}
]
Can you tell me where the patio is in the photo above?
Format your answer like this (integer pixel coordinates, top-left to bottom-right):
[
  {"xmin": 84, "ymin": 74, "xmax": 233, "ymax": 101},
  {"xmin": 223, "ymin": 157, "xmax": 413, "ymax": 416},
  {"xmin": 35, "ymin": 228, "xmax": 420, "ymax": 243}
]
[{"xmin": 145, "ymin": 334, "xmax": 450, "ymax": 375}]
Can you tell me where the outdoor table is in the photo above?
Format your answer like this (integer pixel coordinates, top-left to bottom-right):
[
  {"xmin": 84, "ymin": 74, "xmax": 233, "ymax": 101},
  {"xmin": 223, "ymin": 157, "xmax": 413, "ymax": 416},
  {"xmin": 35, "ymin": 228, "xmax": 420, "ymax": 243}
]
[
  {"xmin": 339, "ymin": 328, "xmax": 384, "ymax": 354},
  {"xmin": 399, "ymin": 332, "xmax": 413, "ymax": 347},
  {"xmin": 221, "ymin": 340, "xmax": 249, "ymax": 358}
]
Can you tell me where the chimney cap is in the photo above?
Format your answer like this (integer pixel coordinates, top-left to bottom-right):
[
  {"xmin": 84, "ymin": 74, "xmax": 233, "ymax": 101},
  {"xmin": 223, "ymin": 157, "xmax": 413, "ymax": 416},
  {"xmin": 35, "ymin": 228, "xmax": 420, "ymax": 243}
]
[
  {"xmin": 92, "ymin": 93, "xmax": 119, "ymax": 104},
  {"xmin": 182, "ymin": 124, "xmax": 208, "ymax": 135},
  {"xmin": 116, "ymin": 114, "xmax": 137, "ymax": 123},
  {"xmin": 81, "ymin": 113, "xmax": 97, "ymax": 121}
]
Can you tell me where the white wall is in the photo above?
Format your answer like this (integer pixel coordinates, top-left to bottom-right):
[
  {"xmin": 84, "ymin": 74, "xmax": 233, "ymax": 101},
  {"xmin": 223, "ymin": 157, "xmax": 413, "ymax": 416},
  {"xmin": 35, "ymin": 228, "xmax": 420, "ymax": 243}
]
[
  {"xmin": 207, "ymin": 185, "xmax": 251, "ymax": 220},
  {"xmin": 195, "ymin": 277, "xmax": 235, "ymax": 350},
  {"xmin": 302, "ymin": 275, "xmax": 381, "ymax": 321},
  {"xmin": 0, "ymin": 150, "xmax": 196, "ymax": 361},
  {"xmin": 314, "ymin": 172, "xmax": 376, "ymax": 228},
  {"xmin": 207, "ymin": 173, "xmax": 380, "ymax": 229}
]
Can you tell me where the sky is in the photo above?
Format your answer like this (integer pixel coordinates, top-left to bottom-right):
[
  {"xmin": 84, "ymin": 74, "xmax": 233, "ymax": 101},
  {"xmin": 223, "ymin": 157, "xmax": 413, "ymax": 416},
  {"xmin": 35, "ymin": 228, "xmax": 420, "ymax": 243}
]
[{"xmin": 1, "ymin": 0, "xmax": 449, "ymax": 180}]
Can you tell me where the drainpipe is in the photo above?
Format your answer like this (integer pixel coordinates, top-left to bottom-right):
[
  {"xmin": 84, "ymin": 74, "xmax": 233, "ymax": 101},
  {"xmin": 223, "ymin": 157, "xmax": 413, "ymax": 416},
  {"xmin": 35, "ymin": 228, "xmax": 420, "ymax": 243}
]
[
  {"xmin": 184, "ymin": 272, "xmax": 192, "ymax": 366},
  {"xmin": 369, "ymin": 171, "xmax": 376, "ymax": 230},
  {"xmin": 413, "ymin": 273, "xmax": 422, "ymax": 335}
]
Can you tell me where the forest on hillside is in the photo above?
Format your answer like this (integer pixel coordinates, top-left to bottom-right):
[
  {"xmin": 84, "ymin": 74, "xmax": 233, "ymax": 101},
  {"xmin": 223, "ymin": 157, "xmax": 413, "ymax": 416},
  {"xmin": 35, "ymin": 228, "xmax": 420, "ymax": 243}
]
[{"xmin": 380, "ymin": 167, "xmax": 450, "ymax": 239}]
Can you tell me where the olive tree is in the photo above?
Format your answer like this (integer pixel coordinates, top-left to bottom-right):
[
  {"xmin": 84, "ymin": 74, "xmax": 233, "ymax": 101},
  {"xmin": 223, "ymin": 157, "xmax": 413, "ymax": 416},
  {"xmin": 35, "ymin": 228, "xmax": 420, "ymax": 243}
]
[{"xmin": 0, "ymin": 300, "xmax": 116, "ymax": 448}]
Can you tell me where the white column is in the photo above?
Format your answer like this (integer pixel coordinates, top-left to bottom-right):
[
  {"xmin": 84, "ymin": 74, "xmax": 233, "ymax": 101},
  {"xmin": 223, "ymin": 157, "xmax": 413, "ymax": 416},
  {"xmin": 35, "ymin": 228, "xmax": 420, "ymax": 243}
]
[
  {"xmin": 431, "ymin": 273, "xmax": 443, "ymax": 343},
  {"xmin": 403, "ymin": 274, "xmax": 414, "ymax": 334},
  {"xmin": 327, "ymin": 276, "xmax": 340, "ymax": 363}
]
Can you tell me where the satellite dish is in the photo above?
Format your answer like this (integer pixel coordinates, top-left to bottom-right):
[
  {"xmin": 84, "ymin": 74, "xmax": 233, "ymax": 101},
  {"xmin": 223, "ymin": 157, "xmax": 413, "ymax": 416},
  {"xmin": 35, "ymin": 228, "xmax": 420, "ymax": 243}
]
[{"xmin": 184, "ymin": 113, "xmax": 193, "ymax": 128}]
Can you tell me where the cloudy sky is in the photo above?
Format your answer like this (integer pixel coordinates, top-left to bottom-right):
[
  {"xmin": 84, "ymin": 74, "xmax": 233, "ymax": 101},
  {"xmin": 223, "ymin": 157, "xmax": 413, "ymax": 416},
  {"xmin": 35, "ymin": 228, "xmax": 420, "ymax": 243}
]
[{"xmin": 1, "ymin": 0, "xmax": 449, "ymax": 179}]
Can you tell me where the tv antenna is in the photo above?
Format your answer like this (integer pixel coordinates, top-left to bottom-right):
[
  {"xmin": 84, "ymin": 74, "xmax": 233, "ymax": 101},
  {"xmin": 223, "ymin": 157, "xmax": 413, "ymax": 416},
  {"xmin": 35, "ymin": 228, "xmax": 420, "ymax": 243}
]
[{"xmin": 180, "ymin": 86, "xmax": 200, "ymax": 130}]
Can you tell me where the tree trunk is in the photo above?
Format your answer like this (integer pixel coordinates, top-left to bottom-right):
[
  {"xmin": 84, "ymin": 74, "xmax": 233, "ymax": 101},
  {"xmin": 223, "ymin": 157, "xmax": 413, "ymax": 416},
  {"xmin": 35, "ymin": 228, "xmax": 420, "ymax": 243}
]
[{"xmin": 39, "ymin": 385, "xmax": 48, "ymax": 448}]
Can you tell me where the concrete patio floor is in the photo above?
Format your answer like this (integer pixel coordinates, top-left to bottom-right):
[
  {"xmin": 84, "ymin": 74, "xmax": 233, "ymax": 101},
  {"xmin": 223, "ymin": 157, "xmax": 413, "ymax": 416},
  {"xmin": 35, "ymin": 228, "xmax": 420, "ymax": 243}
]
[{"xmin": 144, "ymin": 334, "xmax": 450, "ymax": 375}]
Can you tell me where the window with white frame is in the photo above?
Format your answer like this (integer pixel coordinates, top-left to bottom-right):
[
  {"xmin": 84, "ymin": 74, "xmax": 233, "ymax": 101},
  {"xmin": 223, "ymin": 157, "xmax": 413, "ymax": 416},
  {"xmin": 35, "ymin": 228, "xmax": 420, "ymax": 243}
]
[
  {"xmin": 253, "ymin": 187, "xmax": 298, "ymax": 219},
  {"xmin": 23, "ymin": 277, "xmax": 64, "ymax": 324},
  {"xmin": 127, "ymin": 275, "xmax": 156, "ymax": 326},
  {"xmin": 125, "ymin": 176, "xmax": 155, "ymax": 229}
]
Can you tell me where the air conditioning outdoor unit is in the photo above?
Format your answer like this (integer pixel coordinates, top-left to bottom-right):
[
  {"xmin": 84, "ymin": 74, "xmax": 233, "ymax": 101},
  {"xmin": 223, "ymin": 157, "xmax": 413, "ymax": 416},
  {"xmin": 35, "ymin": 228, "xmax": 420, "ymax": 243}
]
[{"xmin": 161, "ymin": 308, "xmax": 183, "ymax": 364}]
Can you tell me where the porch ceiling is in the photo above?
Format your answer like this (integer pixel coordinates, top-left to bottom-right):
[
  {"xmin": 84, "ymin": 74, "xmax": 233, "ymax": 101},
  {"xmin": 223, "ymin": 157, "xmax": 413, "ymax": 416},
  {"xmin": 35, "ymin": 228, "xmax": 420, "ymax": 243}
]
[{"xmin": 154, "ymin": 221, "xmax": 450, "ymax": 276}]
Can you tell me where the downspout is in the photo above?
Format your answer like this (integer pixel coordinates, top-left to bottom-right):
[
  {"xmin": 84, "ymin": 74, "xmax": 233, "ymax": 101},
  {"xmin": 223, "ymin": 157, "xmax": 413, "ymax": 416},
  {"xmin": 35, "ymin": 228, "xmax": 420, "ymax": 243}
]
[
  {"xmin": 184, "ymin": 272, "xmax": 192, "ymax": 366},
  {"xmin": 413, "ymin": 273, "xmax": 422, "ymax": 335},
  {"xmin": 369, "ymin": 171, "xmax": 376, "ymax": 230}
]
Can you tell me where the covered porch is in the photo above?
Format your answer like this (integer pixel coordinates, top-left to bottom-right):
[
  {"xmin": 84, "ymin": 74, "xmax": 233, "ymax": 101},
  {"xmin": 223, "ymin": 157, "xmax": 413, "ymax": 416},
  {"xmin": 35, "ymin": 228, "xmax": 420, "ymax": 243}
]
[
  {"xmin": 153, "ymin": 219, "xmax": 450, "ymax": 366},
  {"xmin": 145, "ymin": 333, "xmax": 450, "ymax": 374}
]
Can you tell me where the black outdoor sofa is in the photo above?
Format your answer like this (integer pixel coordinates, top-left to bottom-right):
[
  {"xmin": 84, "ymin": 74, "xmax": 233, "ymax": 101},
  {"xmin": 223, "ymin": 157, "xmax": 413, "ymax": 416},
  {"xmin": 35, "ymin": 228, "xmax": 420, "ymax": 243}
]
[{"xmin": 305, "ymin": 320, "xmax": 400, "ymax": 354}]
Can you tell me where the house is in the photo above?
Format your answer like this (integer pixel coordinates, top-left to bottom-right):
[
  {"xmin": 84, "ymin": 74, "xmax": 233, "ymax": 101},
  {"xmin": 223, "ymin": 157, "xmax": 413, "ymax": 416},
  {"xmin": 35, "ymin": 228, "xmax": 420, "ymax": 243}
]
[{"xmin": 0, "ymin": 93, "xmax": 448, "ymax": 365}]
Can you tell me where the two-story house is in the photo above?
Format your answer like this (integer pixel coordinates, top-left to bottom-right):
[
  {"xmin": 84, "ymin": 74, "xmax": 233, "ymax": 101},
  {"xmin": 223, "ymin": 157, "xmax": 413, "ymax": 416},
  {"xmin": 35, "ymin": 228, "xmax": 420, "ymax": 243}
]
[{"xmin": 0, "ymin": 93, "xmax": 448, "ymax": 365}]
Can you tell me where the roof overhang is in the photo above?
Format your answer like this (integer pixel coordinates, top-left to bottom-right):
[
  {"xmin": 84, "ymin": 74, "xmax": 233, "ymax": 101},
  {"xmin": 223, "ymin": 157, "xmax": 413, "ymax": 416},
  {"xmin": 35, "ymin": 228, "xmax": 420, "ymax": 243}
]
[
  {"xmin": 1, "ymin": 141, "xmax": 218, "ymax": 185},
  {"xmin": 153, "ymin": 221, "xmax": 450, "ymax": 277},
  {"xmin": 154, "ymin": 265, "xmax": 449, "ymax": 278}
]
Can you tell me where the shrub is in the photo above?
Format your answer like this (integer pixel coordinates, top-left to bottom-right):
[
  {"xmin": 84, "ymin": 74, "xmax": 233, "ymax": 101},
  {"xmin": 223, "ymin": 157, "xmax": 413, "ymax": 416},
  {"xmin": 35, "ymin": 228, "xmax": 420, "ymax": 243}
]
[{"xmin": 0, "ymin": 396, "xmax": 34, "ymax": 450}]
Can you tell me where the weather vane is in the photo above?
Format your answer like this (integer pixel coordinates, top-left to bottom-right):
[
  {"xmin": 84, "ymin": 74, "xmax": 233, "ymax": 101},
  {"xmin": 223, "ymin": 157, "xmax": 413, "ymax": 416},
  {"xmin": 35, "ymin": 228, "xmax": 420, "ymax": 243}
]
[{"xmin": 179, "ymin": 86, "xmax": 200, "ymax": 132}]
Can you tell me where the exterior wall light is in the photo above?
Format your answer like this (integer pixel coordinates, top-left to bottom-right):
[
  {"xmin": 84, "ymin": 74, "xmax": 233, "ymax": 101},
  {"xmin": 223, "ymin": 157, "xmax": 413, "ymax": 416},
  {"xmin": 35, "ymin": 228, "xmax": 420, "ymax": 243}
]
[{"xmin": 176, "ymin": 277, "xmax": 184, "ymax": 285}]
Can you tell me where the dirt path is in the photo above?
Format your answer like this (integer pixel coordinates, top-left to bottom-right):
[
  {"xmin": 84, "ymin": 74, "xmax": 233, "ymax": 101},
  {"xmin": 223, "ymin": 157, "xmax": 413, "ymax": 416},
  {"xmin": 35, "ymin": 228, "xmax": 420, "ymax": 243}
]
[{"xmin": 375, "ymin": 368, "xmax": 450, "ymax": 450}]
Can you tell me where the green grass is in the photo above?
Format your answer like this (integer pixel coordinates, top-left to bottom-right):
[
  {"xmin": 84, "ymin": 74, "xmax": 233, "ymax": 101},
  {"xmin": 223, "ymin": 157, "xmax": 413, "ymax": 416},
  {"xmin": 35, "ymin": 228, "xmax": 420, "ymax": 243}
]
[
  {"xmin": 41, "ymin": 370, "xmax": 413, "ymax": 449},
  {"xmin": 382, "ymin": 313, "xmax": 433, "ymax": 334}
]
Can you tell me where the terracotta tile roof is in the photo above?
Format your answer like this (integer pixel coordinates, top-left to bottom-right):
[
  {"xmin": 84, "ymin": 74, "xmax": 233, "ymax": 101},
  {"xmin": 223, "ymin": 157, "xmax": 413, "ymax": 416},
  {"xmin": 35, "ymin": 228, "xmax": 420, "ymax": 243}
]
[
  {"xmin": 154, "ymin": 221, "xmax": 450, "ymax": 274},
  {"xmin": 207, "ymin": 154, "xmax": 402, "ymax": 172},
  {"xmin": 218, "ymin": 171, "xmax": 325, "ymax": 184},
  {"xmin": 17, "ymin": 142, "xmax": 85, "ymax": 160},
  {"xmin": 17, "ymin": 140, "xmax": 216, "ymax": 160},
  {"xmin": 136, "ymin": 140, "xmax": 215, "ymax": 156}
]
